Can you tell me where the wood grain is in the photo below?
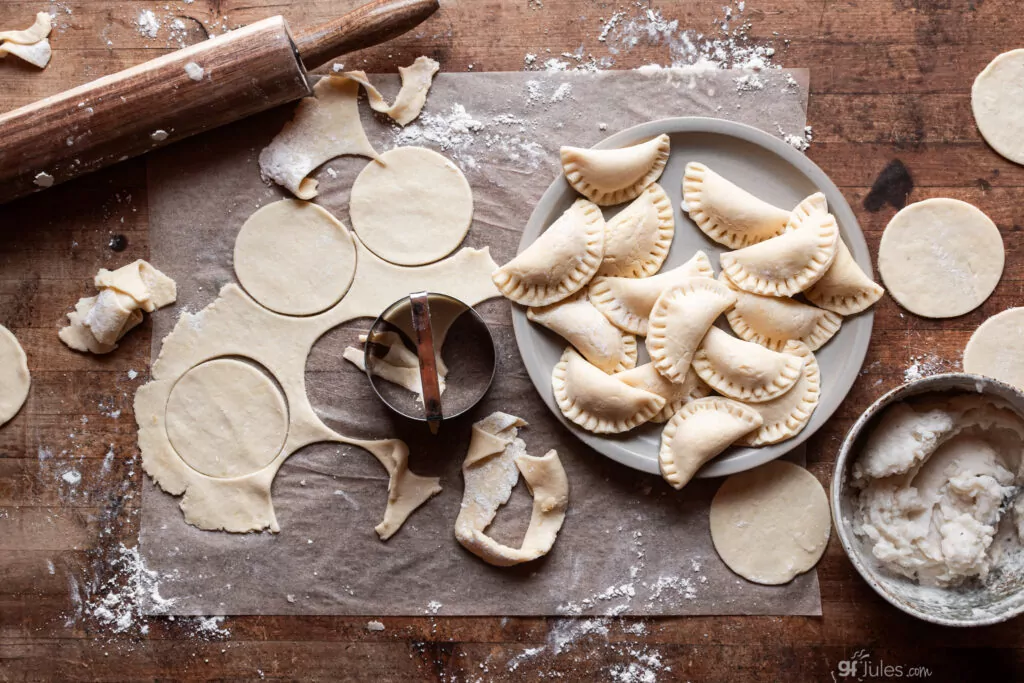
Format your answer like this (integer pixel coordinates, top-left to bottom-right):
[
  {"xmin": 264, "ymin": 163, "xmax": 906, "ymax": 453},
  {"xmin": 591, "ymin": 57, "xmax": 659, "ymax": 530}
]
[{"xmin": 2, "ymin": 0, "xmax": 1023, "ymax": 681}]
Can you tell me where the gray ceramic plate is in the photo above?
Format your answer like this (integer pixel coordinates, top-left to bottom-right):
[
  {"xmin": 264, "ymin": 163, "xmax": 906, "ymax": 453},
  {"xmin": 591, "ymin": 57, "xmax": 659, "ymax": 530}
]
[{"xmin": 511, "ymin": 117, "xmax": 875, "ymax": 476}]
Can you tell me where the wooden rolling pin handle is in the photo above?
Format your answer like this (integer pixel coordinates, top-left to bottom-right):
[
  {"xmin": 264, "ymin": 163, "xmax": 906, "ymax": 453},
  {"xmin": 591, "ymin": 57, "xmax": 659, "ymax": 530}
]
[{"xmin": 295, "ymin": 0, "xmax": 441, "ymax": 70}]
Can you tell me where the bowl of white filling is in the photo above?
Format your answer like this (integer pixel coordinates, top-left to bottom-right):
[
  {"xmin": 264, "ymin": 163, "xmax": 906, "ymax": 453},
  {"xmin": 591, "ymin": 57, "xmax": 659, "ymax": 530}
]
[{"xmin": 832, "ymin": 373, "xmax": 1024, "ymax": 626}]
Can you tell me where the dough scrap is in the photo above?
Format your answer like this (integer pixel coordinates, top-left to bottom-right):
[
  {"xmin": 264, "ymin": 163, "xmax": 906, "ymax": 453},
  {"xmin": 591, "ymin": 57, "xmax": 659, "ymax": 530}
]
[
  {"xmin": 720, "ymin": 193, "xmax": 839, "ymax": 297},
  {"xmin": 552, "ymin": 347, "xmax": 666, "ymax": 434},
  {"xmin": 344, "ymin": 56, "xmax": 440, "ymax": 126},
  {"xmin": 0, "ymin": 12, "xmax": 52, "ymax": 44},
  {"xmin": 658, "ymin": 397, "xmax": 762, "ymax": 490},
  {"xmin": 0, "ymin": 38, "xmax": 51, "ymax": 68},
  {"xmin": 736, "ymin": 341, "xmax": 820, "ymax": 446},
  {"xmin": 528, "ymin": 292, "xmax": 637, "ymax": 374},
  {"xmin": 964, "ymin": 307, "xmax": 1024, "ymax": 392},
  {"xmin": 645, "ymin": 278, "xmax": 737, "ymax": 383},
  {"xmin": 682, "ymin": 161, "xmax": 790, "ymax": 248},
  {"xmin": 722, "ymin": 274, "xmax": 841, "ymax": 351},
  {"xmin": 60, "ymin": 260, "xmax": 177, "ymax": 355},
  {"xmin": 878, "ymin": 198, "xmax": 1004, "ymax": 319},
  {"xmin": 455, "ymin": 412, "xmax": 569, "ymax": 567},
  {"xmin": 165, "ymin": 359, "xmax": 288, "ymax": 479},
  {"xmin": 692, "ymin": 327, "xmax": 803, "ymax": 403},
  {"xmin": 258, "ymin": 76, "xmax": 381, "ymax": 200},
  {"xmin": 804, "ymin": 238, "xmax": 884, "ymax": 316},
  {"xmin": 589, "ymin": 251, "xmax": 715, "ymax": 335},
  {"xmin": 137, "ymin": 201, "xmax": 499, "ymax": 538},
  {"xmin": 234, "ymin": 199, "xmax": 357, "ymax": 315},
  {"xmin": 94, "ymin": 260, "xmax": 177, "ymax": 313},
  {"xmin": 597, "ymin": 183, "xmax": 674, "ymax": 278},
  {"xmin": 342, "ymin": 330, "xmax": 448, "ymax": 402},
  {"xmin": 492, "ymin": 198, "xmax": 605, "ymax": 307},
  {"xmin": 615, "ymin": 362, "xmax": 710, "ymax": 423},
  {"xmin": 561, "ymin": 134, "xmax": 670, "ymax": 206},
  {"xmin": 972, "ymin": 49, "xmax": 1024, "ymax": 166},
  {"xmin": 0, "ymin": 324, "xmax": 30, "ymax": 428},
  {"xmin": 710, "ymin": 460, "xmax": 830, "ymax": 585},
  {"xmin": 349, "ymin": 147, "xmax": 473, "ymax": 266}
]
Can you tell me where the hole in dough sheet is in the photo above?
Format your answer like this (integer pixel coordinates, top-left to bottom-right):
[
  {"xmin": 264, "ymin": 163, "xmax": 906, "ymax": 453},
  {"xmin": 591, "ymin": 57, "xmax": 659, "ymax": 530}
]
[
  {"xmin": 483, "ymin": 480, "xmax": 535, "ymax": 548},
  {"xmin": 165, "ymin": 357, "xmax": 290, "ymax": 479},
  {"xmin": 305, "ymin": 321, "xmax": 409, "ymax": 441}
]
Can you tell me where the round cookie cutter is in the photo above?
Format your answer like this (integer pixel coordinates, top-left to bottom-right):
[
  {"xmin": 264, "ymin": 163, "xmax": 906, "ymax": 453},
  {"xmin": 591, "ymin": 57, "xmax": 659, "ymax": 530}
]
[{"xmin": 364, "ymin": 292, "xmax": 496, "ymax": 432}]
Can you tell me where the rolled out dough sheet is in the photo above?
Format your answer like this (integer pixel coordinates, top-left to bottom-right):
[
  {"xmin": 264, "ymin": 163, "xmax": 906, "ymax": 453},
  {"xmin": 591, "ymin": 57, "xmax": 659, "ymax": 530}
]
[{"xmin": 141, "ymin": 68, "xmax": 820, "ymax": 617}]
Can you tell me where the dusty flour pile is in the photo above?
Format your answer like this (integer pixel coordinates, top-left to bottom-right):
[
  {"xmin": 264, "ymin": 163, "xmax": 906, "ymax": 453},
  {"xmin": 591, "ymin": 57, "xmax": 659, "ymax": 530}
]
[
  {"xmin": 521, "ymin": 0, "xmax": 813, "ymax": 151},
  {"xmin": 495, "ymin": 528, "xmax": 704, "ymax": 679},
  {"xmin": 393, "ymin": 103, "xmax": 547, "ymax": 171}
]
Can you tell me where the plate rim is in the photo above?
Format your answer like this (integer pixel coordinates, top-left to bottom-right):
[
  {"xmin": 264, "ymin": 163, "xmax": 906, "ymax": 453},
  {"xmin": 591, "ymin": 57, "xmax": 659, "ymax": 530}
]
[{"xmin": 510, "ymin": 116, "xmax": 875, "ymax": 477}]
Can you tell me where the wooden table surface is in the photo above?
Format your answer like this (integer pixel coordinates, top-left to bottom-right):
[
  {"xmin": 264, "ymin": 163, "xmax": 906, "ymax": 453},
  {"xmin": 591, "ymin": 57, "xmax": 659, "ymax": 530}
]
[{"xmin": 2, "ymin": 1, "xmax": 1023, "ymax": 680}]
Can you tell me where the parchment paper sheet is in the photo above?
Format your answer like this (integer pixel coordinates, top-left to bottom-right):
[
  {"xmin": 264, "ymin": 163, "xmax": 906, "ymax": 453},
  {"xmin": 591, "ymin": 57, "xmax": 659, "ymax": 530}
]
[{"xmin": 142, "ymin": 68, "xmax": 821, "ymax": 616}]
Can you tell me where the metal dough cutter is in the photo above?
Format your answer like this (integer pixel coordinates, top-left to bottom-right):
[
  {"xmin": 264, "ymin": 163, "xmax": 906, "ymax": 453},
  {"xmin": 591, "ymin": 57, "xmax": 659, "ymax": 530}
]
[{"xmin": 364, "ymin": 292, "xmax": 496, "ymax": 433}]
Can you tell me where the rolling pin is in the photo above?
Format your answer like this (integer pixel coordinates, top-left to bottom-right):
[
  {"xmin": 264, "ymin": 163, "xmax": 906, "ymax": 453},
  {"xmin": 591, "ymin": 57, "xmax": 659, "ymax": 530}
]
[{"xmin": 0, "ymin": 0, "xmax": 439, "ymax": 205}]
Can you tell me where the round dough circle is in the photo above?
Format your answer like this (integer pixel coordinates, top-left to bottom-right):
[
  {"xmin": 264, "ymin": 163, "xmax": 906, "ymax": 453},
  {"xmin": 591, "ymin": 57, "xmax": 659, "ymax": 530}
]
[
  {"xmin": 972, "ymin": 49, "xmax": 1024, "ymax": 165},
  {"xmin": 964, "ymin": 307, "xmax": 1024, "ymax": 391},
  {"xmin": 349, "ymin": 146, "xmax": 474, "ymax": 266},
  {"xmin": 0, "ymin": 324, "xmax": 30, "ymax": 427},
  {"xmin": 709, "ymin": 460, "xmax": 830, "ymax": 585},
  {"xmin": 166, "ymin": 358, "xmax": 288, "ymax": 479},
  {"xmin": 234, "ymin": 199, "xmax": 357, "ymax": 316},
  {"xmin": 877, "ymin": 198, "xmax": 1004, "ymax": 318}
]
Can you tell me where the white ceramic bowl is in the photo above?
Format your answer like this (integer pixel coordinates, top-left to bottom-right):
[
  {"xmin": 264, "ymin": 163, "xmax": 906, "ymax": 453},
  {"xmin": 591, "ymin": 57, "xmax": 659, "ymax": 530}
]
[{"xmin": 831, "ymin": 373, "xmax": 1024, "ymax": 626}]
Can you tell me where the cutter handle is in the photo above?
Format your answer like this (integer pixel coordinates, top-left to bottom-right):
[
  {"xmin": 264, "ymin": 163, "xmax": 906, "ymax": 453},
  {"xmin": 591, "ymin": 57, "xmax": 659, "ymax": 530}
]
[{"xmin": 294, "ymin": 0, "xmax": 440, "ymax": 71}]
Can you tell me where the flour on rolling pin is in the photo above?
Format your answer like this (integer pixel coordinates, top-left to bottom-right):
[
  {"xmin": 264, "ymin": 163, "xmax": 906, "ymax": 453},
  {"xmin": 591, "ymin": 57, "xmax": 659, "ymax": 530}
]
[{"xmin": 0, "ymin": 0, "xmax": 442, "ymax": 204}]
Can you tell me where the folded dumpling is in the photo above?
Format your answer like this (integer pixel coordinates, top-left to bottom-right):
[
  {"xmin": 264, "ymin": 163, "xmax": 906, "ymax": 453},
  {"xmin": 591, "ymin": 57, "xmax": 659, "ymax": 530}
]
[
  {"xmin": 615, "ymin": 363, "xmax": 711, "ymax": 423},
  {"xmin": 527, "ymin": 293, "xmax": 637, "ymax": 374},
  {"xmin": 552, "ymin": 347, "xmax": 666, "ymax": 434},
  {"xmin": 722, "ymin": 275, "xmax": 842, "ymax": 351},
  {"xmin": 682, "ymin": 162, "xmax": 790, "ymax": 248},
  {"xmin": 719, "ymin": 193, "xmax": 839, "ymax": 297},
  {"xmin": 737, "ymin": 341, "xmax": 821, "ymax": 446},
  {"xmin": 561, "ymin": 134, "xmax": 671, "ymax": 206},
  {"xmin": 646, "ymin": 278, "xmax": 737, "ymax": 383},
  {"xmin": 804, "ymin": 238, "xmax": 885, "ymax": 315},
  {"xmin": 597, "ymin": 183, "xmax": 675, "ymax": 278},
  {"xmin": 659, "ymin": 397, "xmax": 763, "ymax": 490},
  {"xmin": 589, "ymin": 251, "xmax": 715, "ymax": 335},
  {"xmin": 692, "ymin": 327, "xmax": 803, "ymax": 403},
  {"xmin": 493, "ymin": 198, "xmax": 605, "ymax": 306}
]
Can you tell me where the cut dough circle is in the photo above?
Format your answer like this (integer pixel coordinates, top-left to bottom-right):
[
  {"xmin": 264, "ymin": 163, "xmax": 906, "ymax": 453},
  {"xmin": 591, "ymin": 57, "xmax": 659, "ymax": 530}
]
[
  {"xmin": 963, "ymin": 307, "xmax": 1024, "ymax": 390},
  {"xmin": 709, "ymin": 460, "xmax": 830, "ymax": 585},
  {"xmin": 0, "ymin": 324, "xmax": 30, "ymax": 427},
  {"xmin": 350, "ymin": 146, "xmax": 474, "ymax": 266},
  {"xmin": 878, "ymin": 198, "xmax": 1004, "ymax": 318},
  {"xmin": 972, "ymin": 50, "xmax": 1024, "ymax": 165},
  {"xmin": 234, "ymin": 199, "xmax": 357, "ymax": 316},
  {"xmin": 165, "ymin": 358, "xmax": 289, "ymax": 479}
]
